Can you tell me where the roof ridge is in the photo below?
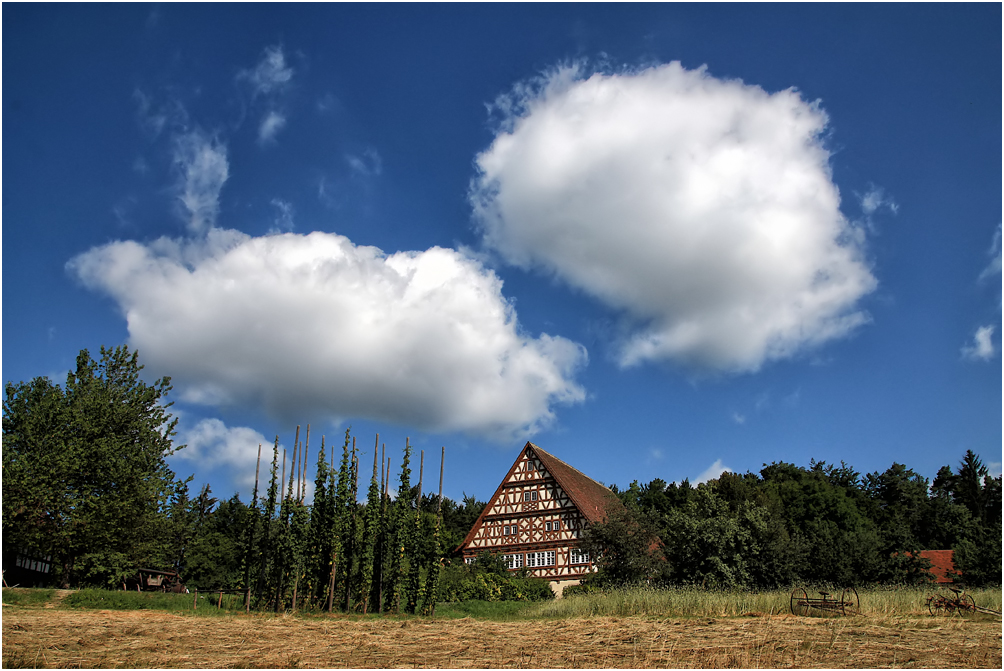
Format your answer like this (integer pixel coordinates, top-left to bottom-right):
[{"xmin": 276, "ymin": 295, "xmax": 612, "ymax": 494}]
[{"xmin": 530, "ymin": 443, "xmax": 614, "ymax": 493}]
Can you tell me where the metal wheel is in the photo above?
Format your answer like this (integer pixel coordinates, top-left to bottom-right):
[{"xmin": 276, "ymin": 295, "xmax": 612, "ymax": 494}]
[
  {"xmin": 790, "ymin": 587, "xmax": 809, "ymax": 616},
  {"xmin": 840, "ymin": 587, "xmax": 860, "ymax": 616},
  {"xmin": 961, "ymin": 593, "xmax": 976, "ymax": 614},
  {"xmin": 928, "ymin": 595, "xmax": 946, "ymax": 616}
]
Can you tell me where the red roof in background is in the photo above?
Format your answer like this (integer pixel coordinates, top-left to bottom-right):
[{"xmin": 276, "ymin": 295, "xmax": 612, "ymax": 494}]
[
  {"xmin": 919, "ymin": 550, "xmax": 958, "ymax": 583},
  {"xmin": 530, "ymin": 443, "xmax": 624, "ymax": 524}
]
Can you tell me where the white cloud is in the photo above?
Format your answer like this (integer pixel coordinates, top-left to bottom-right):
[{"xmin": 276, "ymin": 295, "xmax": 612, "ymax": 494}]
[
  {"xmin": 731, "ymin": 412, "xmax": 746, "ymax": 425},
  {"xmin": 471, "ymin": 61, "xmax": 877, "ymax": 373},
  {"xmin": 859, "ymin": 185, "xmax": 898, "ymax": 216},
  {"xmin": 172, "ymin": 129, "xmax": 229, "ymax": 234},
  {"xmin": 346, "ymin": 149, "xmax": 383, "ymax": 177},
  {"xmin": 695, "ymin": 458, "xmax": 732, "ymax": 484},
  {"xmin": 239, "ymin": 45, "xmax": 294, "ymax": 145},
  {"xmin": 258, "ymin": 111, "xmax": 287, "ymax": 144},
  {"xmin": 269, "ymin": 198, "xmax": 295, "ymax": 232},
  {"xmin": 962, "ymin": 325, "xmax": 996, "ymax": 361},
  {"xmin": 239, "ymin": 45, "xmax": 293, "ymax": 98},
  {"xmin": 68, "ymin": 229, "xmax": 587, "ymax": 441},
  {"xmin": 979, "ymin": 223, "xmax": 1001, "ymax": 282},
  {"xmin": 172, "ymin": 418, "xmax": 273, "ymax": 492}
]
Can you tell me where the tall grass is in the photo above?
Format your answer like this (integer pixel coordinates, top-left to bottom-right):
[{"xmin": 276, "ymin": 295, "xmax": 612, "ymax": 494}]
[
  {"xmin": 63, "ymin": 588, "xmax": 254, "ymax": 616},
  {"xmin": 525, "ymin": 585, "xmax": 1003, "ymax": 619}
]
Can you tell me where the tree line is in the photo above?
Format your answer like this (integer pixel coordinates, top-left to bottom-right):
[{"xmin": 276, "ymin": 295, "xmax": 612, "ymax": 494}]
[
  {"xmin": 581, "ymin": 452, "xmax": 1001, "ymax": 589},
  {"xmin": 4, "ymin": 345, "xmax": 999, "ymax": 602},
  {"xmin": 2, "ymin": 345, "xmax": 487, "ymax": 612}
]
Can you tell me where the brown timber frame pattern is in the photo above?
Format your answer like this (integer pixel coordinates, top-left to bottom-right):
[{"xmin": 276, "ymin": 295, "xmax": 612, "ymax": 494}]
[{"xmin": 457, "ymin": 442, "xmax": 623, "ymax": 582}]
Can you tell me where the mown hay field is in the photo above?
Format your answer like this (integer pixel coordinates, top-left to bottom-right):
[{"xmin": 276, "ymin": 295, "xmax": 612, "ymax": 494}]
[{"xmin": 2, "ymin": 588, "xmax": 1001, "ymax": 668}]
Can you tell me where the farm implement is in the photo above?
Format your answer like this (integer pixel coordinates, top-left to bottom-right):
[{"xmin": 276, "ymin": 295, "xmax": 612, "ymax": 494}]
[
  {"xmin": 790, "ymin": 587, "xmax": 860, "ymax": 616},
  {"xmin": 926, "ymin": 587, "xmax": 1001, "ymax": 617}
]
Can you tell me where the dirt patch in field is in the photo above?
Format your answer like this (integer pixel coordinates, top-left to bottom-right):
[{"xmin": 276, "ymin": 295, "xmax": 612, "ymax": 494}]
[{"xmin": 2, "ymin": 608, "xmax": 1000, "ymax": 668}]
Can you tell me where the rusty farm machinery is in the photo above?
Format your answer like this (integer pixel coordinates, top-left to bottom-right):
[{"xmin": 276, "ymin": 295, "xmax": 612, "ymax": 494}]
[
  {"xmin": 790, "ymin": 587, "xmax": 860, "ymax": 616},
  {"xmin": 926, "ymin": 586, "xmax": 1001, "ymax": 617}
]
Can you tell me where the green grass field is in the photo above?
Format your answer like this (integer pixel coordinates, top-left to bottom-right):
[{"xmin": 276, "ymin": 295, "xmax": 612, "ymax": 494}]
[{"xmin": 4, "ymin": 585, "xmax": 1001, "ymax": 621}]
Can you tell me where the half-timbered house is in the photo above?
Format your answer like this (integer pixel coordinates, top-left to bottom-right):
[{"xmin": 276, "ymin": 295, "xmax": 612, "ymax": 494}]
[{"xmin": 456, "ymin": 442, "xmax": 624, "ymax": 595}]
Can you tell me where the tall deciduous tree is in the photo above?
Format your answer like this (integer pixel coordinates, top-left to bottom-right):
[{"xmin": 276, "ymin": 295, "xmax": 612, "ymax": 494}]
[{"xmin": 2, "ymin": 345, "xmax": 184, "ymax": 588}]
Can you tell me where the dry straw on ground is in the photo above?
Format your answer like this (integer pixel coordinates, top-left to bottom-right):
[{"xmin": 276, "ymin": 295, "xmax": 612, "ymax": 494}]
[{"xmin": 3, "ymin": 607, "xmax": 1001, "ymax": 668}]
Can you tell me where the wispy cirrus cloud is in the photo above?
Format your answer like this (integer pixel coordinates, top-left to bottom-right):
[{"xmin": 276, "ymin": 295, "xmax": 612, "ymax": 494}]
[
  {"xmin": 172, "ymin": 129, "xmax": 229, "ymax": 234},
  {"xmin": 239, "ymin": 45, "xmax": 293, "ymax": 97},
  {"xmin": 979, "ymin": 223, "xmax": 1001, "ymax": 282},
  {"xmin": 962, "ymin": 325, "xmax": 996, "ymax": 361},
  {"xmin": 239, "ymin": 45, "xmax": 294, "ymax": 145},
  {"xmin": 472, "ymin": 61, "xmax": 876, "ymax": 374},
  {"xmin": 257, "ymin": 111, "xmax": 287, "ymax": 144},
  {"xmin": 859, "ymin": 184, "xmax": 899, "ymax": 217}
]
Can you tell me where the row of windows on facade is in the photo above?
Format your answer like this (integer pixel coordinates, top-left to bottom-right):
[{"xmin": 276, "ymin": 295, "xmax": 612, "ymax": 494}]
[
  {"xmin": 502, "ymin": 520, "xmax": 562, "ymax": 535},
  {"xmin": 15, "ymin": 553, "xmax": 52, "ymax": 574},
  {"xmin": 465, "ymin": 549, "xmax": 589, "ymax": 570}
]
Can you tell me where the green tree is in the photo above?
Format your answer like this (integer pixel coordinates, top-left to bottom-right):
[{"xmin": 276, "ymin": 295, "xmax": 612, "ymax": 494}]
[
  {"xmin": 2, "ymin": 345, "xmax": 184, "ymax": 588},
  {"xmin": 580, "ymin": 506, "xmax": 665, "ymax": 587}
]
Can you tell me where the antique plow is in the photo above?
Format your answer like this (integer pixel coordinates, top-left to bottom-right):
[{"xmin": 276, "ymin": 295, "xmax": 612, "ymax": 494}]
[
  {"xmin": 790, "ymin": 587, "xmax": 860, "ymax": 616},
  {"xmin": 926, "ymin": 587, "xmax": 1000, "ymax": 616}
]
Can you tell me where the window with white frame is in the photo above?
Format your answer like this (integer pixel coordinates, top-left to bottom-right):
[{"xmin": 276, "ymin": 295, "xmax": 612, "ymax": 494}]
[
  {"xmin": 523, "ymin": 490, "xmax": 538, "ymax": 502},
  {"xmin": 464, "ymin": 556, "xmax": 475, "ymax": 565},
  {"xmin": 545, "ymin": 520, "xmax": 561, "ymax": 532},
  {"xmin": 526, "ymin": 551, "xmax": 555, "ymax": 568},
  {"xmin": 504, "ymin": 553, "xmax": 524, "ymax": 570},
  {"xmin": 569, "ymin": 548, "xmax": 590, "ymax": 565}
]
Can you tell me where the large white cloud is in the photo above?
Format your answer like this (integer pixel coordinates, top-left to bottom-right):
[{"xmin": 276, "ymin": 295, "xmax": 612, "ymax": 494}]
[
  {"xmin": 471, "ymin": 62, "xmax": 877, "ymax": 372},
  {"xmin": 68, "ymin": 229, "xmax": 586, "ymax": 440}
]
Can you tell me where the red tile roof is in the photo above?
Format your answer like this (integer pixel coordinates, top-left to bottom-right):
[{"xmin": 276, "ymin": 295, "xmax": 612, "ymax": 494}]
[
  {"xmin": 529, "ymin": 443, "xmax": 624, "ymax": 524},
  {"xmin": 919, "ymin": 550, "xmax": 959, "ymax": 584}
]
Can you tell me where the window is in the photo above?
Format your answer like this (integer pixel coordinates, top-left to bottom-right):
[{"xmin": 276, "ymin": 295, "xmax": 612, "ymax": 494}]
[
  {"xmin": 526, "ymin": 551, "xmax": 555, "ymax": 568},
  {"xmin": 545, "ymin": 520, "xmax": 561, "ymax": 532},
  {"xmin": 503, "ymin": 524, "xmax": 517, "ymax": 536},
  {"xmin": 465, "ymin": 557, "xmax": 475, "ymax": 565},
  {"xmin": 570, "ymin": 548, "xmax": 590, "ymax": 565},
  {"xmin": 523, "ymin": 490, "xmax": 539, "ymax": 502},
  {"xmin": 504, "ymin": 553, "xmax": 524, "ymax": 570}
]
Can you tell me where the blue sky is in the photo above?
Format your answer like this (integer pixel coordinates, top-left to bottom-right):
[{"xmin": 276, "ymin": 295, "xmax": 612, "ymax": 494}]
[{"xmin": 4, "ymin": 3, "xmax": 1001, "ymax": 505}]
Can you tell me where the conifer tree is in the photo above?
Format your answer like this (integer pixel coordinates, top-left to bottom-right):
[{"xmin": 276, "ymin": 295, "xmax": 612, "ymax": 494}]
[
  {"xmin": 385, "ymin": 439, "xmax": 412, "ymax": 612},
  {"xmin": 405, "ymin": 450, "xmax": 425, "ymax": 613},
  {"xmin": 359, "ymin": 435, "xmax": 382, "ymax": 613},
  {"xmin": 420, "ymin": 447, "xmax": 445, "ymax": 615}
]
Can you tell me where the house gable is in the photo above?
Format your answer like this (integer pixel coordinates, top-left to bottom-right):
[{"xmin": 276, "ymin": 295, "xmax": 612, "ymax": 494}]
[{"xmin": 457, "ymin": 442, "xmax": 623, "ymax": 582}]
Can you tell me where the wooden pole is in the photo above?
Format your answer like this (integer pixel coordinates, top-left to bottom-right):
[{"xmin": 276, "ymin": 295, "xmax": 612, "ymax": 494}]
[
  {"xmin": 378, "ymin": 443, "xmax": 387, "ymax": 614},
  {"xmin": 302, "ymin": 424, "xmax": 310, "ymax": 502},
  {"xmin": 293, "ymin": 425, "xmax": 301, "ymax": 502},
  {"xmin": 418, "ymin": 450, "xmax": 424, "ymax": 503},
  {"xmin": 438, "ymin": 446, "xmax": 445, "ymax": 514},
  {"xmin": 280, "ymin": 449, "xmax": 287, "ymax": 505},
  {"xmin": 193, "ymin": 588, "xmax": 198, "ymax": 611},
  {"xmin": 327, "ymin": 551, "xmax": 337, "ymax": 613}
]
